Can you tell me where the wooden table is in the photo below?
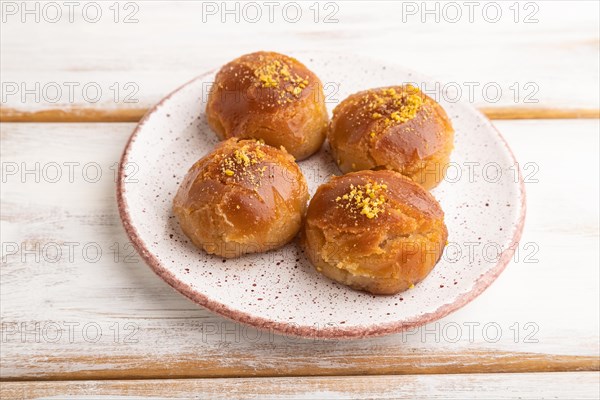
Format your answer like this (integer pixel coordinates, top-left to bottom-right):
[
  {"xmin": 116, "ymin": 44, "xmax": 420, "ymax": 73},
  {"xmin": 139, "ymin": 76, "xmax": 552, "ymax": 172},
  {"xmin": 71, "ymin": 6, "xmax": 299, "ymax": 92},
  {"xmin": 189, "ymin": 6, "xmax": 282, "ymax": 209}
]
[{"xmin": 1, "ymin": 1, "xmax": 599, "ymax": 398}]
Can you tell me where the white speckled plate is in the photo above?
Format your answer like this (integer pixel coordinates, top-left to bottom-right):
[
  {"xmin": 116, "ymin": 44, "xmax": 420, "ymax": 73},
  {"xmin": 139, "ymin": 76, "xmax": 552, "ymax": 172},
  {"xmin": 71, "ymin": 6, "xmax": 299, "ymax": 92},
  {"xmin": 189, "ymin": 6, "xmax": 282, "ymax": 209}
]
[{"xmin": 117, "ymin": 53, "xmax": 526, "ymax": 339}]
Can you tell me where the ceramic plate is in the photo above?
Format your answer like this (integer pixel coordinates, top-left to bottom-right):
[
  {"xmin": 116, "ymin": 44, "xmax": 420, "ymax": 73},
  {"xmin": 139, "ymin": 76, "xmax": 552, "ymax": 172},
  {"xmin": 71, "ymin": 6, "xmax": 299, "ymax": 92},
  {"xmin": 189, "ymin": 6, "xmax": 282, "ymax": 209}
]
[{"xmin": 117, "ymin": 53, "xmax": 526, "ymax": 339}]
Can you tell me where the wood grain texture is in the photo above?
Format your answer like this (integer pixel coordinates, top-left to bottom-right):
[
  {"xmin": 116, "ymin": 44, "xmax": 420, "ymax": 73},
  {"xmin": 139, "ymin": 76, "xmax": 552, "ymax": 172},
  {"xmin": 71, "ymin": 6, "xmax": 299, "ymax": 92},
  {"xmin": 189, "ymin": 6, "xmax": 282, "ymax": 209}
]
[
  {"xmin": 0, "ymin": 107, "xmax": 148, "ymax": 123},
  {"xmin": 478, "ymin": 107, "xmax": 600, "ymax": 120},
  {"xmin": 2, "ymin": 106, "xmax": 598, "ymax": 123},
  {"xmin": 1, "ymin": 1, "xmax": 599, "ymax": 115},
  {"xmin": 1, "ymin": 120, "xmax": 598, "ymax": 380},
  {"xmin": 2, "ymin": 373, "xmax": 599, "ymax": 400},
  {"xmin": 1, "ymin": 1, "xmax": 599, "ymax": 394}
]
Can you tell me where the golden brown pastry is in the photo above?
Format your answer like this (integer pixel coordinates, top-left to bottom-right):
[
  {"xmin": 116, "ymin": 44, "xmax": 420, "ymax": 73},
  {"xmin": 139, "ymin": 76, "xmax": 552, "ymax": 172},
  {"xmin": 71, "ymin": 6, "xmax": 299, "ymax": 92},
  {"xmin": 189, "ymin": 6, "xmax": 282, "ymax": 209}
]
[
  {"xmin": 328, "ymin": 85, "xmax": 454, "ymax": 189},
  {"xmin": 206, "ymin": 51, "xmax": 328, "ymax": 160},
  {"xmin": 173, "ymin": 138, "xmax": 309, "ymax": 258},
  {"xmin": 302, "ymin": 170, "xmax": 447, "ymax": 295}
]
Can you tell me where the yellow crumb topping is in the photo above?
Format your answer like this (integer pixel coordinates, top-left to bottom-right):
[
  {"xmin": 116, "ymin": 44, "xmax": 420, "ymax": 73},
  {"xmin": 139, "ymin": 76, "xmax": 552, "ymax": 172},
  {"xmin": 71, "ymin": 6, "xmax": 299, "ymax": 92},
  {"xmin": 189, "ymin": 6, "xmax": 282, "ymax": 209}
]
[
  {"xmin": 366, "ymin": 85, "xmax": 425, "ymax": 135},
  {"xmin": 220, "ymin": 142, "xmax": 267, "ymax": 187},
  {"xmin": 391, "ymin": 90, "xmax": 424, "ymax": 123},
  {"xmin": 254, "ymin": 59, "xmax": 282, "ymax": 88},
  {"xmin": 252, "ymin": 56, "xmax": 310, "ymax": 104},
  {"xmin": 335, "ymin": 181, "xmax": 388, "ymax": 219}
]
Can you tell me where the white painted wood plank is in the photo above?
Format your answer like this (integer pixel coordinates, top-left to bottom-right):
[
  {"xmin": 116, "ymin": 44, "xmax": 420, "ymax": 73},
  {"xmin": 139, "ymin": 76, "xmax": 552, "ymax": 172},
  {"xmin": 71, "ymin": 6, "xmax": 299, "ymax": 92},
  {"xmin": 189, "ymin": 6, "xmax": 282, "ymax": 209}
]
[
  {"xmin": 1, "ymin": 1, "xmax": 598, "ymax": 113},
  {"xmin": 0, "ymin": 120, "xmax": 598, "ymax": 379},
  {"xmin": 1, "ymin": 372, "xmax": 599, "ymax": 400}
]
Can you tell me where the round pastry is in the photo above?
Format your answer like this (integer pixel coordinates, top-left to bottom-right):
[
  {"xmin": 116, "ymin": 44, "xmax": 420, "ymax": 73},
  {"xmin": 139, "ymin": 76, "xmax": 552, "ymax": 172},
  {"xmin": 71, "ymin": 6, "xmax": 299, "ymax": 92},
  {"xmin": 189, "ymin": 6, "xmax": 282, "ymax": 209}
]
[
  {"xmin": 173, "ymin": 138, "xmax": 309, "ymax": 258},
  {"xmin": 302, "ymin": 170, "xmax": 447, "ymax": 295},
  {"xmin": 328, "ymin": 85, "xmax": 454, "ymax": 189},
  {"xmin": 206, "ymin": 51, "xmax": 328, "ymax": 160}
]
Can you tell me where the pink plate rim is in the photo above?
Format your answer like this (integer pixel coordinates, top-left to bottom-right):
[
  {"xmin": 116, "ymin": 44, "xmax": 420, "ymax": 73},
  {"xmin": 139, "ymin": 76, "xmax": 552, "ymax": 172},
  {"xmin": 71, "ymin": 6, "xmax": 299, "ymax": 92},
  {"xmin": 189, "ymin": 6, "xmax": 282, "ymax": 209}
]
[{"xmin": 116, "ymin": 69, "xmax": 527, "ymax": 340}]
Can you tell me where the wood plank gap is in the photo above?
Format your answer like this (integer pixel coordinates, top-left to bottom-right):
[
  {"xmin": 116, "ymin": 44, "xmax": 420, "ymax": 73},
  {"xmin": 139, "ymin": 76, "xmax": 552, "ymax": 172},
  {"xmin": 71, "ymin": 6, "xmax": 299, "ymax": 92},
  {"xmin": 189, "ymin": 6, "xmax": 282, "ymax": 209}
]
[
  {"xmin": 1, "ymin": 107, "xmax": 599, "ymax": 123},
  {"xmin": 1, "ymin": 353, "xmax": 597, "ymax": 382}
]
